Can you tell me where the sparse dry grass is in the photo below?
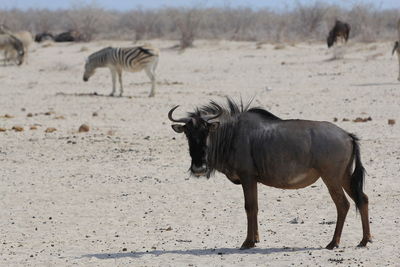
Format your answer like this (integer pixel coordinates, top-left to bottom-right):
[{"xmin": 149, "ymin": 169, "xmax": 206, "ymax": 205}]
[{"xmin": 0, "ymin": 2, "xmax": 398, "ymax": 45}]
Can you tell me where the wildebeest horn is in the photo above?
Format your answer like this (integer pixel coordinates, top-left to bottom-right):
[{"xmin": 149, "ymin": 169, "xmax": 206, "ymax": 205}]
[
  {"xmin": 168, "ymin": 105, "xmax": 190, "ymax": 123},
  {"xmin": 203, "ymin": 105, "xmax": 223, "ymax": 122}
]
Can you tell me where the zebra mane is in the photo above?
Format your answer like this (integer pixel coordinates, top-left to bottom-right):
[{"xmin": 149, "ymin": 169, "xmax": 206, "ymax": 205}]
[{"xmin": 88, "ymin": 46, "xmax": 112, "ymax": 60}]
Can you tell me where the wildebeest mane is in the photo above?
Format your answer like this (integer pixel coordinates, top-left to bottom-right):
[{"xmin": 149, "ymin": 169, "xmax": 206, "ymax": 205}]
[
  {"xmin": 188, "ymin": 97, "xmax": 280, "ymax": 120},
  {"xmin": 188, "ymin": 98, "xmax": 281, "ymax": 177}
]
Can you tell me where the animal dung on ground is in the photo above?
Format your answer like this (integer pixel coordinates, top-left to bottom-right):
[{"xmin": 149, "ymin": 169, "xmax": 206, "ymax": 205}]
[
  {"xmin": 30, "ymin": 126, "xmax": 37, "ymax": 130},
  {"xmin": 78, "ymin": 124, "xmax": 90, "ymax": 133},
  {"xmin": 353, "ymin": 117, "xmax": 372, "ymax": 123},
  {"xmin": 388, "ymin": 119, "xmax": 396, "ymax": 125},
  {"xmin": 27, "ymin": 113, "xmax": 33, "ymax": 117},
  {"xmin": 45, "ymin": 127, "xmax": 57, "ymax": 133},
  {"xmin": 1, "ymin": 114, "xmax": 14, "ymax": 118},
  {"xmin": 92, "ymin": 112, "xmax": 98, "ymax": 117},
  {"xmin": 0, "ymin": 127, "xmax": 6, "ymax": 132},
  {"xmin": 12, "ymin": 126, "xmax": 24, "ymax": 132}
]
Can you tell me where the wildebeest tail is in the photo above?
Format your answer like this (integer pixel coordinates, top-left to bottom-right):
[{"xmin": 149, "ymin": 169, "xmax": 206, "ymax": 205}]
[{"xmin": 349, "ymin": 133, "xmax": 366, "ymax": 212}]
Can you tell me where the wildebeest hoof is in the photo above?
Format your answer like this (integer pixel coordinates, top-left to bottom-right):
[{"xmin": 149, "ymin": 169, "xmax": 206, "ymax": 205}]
[
  {"xmin": 148, "ymin": 93, "xmax": 155, "ymax": 97},
  {"xmin": 240, "ymin": 240, "xmax": 256, "ymax": 249},
  {"xmin": 325, "ymin": 241, "xmax": 339, "ymax": 250},
  {"xmin": 109, "ymin": 93, "xmax": 115, "ymax": 97},
  {"xmin": 357, "ymin": 238, "xmax": 372, "ymax": 247}
]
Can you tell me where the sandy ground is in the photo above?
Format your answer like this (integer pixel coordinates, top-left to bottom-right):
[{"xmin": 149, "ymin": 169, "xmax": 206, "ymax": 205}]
[{"xmin": 0, "ymin": 39, "xmax": 399, "ymax": 266}]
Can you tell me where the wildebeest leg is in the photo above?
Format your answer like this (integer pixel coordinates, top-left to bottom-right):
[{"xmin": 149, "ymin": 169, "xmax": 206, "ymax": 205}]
[
  {"xmin": 240, "ymin": 179, "xmax": 258, "ymax": 249},
  {"xmin": 342, "ymin": 181, "xmax": 372, "ymax": 247},
  {"xmin": 109, "ymin": 68, "xmax": 116, "ymax": 96},
  {"xmin": 322, "ymin": 178, "xmax": 350, "ymax": 249},
  {"xmin": 145, "ymin": 66, "xmax": 156, "ymax": 97},
  {"xmin": 117, "ymin": 69, "xmax": 123, "ymax": 97}
]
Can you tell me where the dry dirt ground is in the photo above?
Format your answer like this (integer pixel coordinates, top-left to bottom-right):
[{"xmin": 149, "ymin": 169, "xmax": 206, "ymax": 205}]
[{"xmin": 0, "ymin": 40, "xmax": 399, "ymax": 266}]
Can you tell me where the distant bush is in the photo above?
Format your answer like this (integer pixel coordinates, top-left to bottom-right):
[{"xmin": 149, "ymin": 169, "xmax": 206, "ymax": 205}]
[{"xmin": 0, "ymin": 2, "xmax": 398, "ymax": 44}]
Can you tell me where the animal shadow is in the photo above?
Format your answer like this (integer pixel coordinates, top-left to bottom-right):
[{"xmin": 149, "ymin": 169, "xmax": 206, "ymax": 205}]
[
  {"xmin": 55, "ymin": 92, "xmax": 141, "ymax": 99},
  {"xmin": 81, "ymin": 246, "xmax": 322, "ymax": 260},
  {"xmin": 351, "ymin": 82, "xmax": 399, "ymax": 87}
]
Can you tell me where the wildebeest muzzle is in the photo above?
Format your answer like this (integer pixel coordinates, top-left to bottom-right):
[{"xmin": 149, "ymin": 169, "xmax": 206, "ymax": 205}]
[{"xmin": 191, "ymin": 163, "xmax": 208, "ymax": 177}]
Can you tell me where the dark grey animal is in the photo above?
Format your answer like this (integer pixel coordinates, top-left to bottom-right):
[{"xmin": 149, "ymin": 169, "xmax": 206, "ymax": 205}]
[
  {"xmin": 54, "ymin": 30, "xmax": 83, "ymax": 42},
  {"xmin": 327, "ymin": 20, "xmax": 350, "ymax": 48},
  {"xmin": 169, "ymin": 98, "xmax": 371, "ymax": 250},
  {"xmin": 35, "ymin": 32, "xmax": 54, "ymax": 43}
]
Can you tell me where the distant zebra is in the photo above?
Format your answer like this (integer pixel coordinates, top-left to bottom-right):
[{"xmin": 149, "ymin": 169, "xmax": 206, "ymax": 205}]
[
  {"xmin": 83, "ymin": 45, "xmax": 159, "ymax": 97},
  {"xmin": 392, "ymin": 18, "xmax": 400, "ymax": 81},
  {"xmin": 5, "ymin": 31, "xmax": 33, "ymax": 64},
  {"xmin": 0, "ymin": 33, "xmax": 24, "ymax": 66}
]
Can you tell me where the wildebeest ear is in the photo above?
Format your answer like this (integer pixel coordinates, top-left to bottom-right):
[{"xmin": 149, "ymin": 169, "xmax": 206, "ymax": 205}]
[
  {"xmin": 208, "ymin": 122, "xmax": 220, "ymax": 132},
  {"xmin": 171, "ymin": 124, "xmax": 184, "ymax": 133}
]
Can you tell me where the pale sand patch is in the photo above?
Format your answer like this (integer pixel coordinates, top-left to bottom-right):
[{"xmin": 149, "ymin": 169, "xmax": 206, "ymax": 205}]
[{"xmin": 0, "ymin": 40, "xmax": 399, "ymax": 266}]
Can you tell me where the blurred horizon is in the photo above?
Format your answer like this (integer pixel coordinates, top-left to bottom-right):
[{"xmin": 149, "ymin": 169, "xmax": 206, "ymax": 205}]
[{"xmin": 1, "ymin": 0, "xmax": 399, "ymax": 11}]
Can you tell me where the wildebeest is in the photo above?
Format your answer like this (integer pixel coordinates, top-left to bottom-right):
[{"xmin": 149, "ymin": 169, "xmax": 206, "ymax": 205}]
[
  {"xmin": 83, "ymin": 45, "xmax": 159, "ymax": 97},
  {"xmin": 327, "ymin": 20, "xmax": 350, "ymax": 48},
  {"xmin": 35, "ymin": 32, "xmax": 54, "ymax": 43},
  {"xmin": 0, "ymin": 33, "xmax": 24, "ymax": 66},
  {"xmin": 54, "ymin": 30, "xmax": 83, "ymax": 42},
  {"xmin": 169, "ymin": 98, "xmax": 371, "ymax": 250}
]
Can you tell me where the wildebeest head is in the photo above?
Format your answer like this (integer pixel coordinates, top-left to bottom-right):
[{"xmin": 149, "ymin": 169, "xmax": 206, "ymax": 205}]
[
  {"xmin": 327, "ymin": 30, "xmax": 335, "ymax": 48},
  {"xmin": 168, "ymin": 105, "xmax": 222, "ymax": 177},
  {"xmin": 9, "ymin": 35, "xmax": 25, "ymax": 65},
  {"xmin": 83, "ymin": 58, "xmax": 95, "ymax": 82}
]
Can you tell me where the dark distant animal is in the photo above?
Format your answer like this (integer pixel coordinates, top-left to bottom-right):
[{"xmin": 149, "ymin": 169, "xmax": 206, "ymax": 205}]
[
  {"xmin": 83, "ymin": 44, "xmax": 159, "ymax": 97},
  {"xmin": 54, "ymin": 30, "xmax": 83, "ymax": 42},
  {"xmin": 169, "ymin": 98, "xmax": 371, "ymax": 250},
  {"xmin": 35, "ymin": 32, "xmax": 54, "ymax": 42},
  {"xmin": 327, "ymin": 20, "xmax": 350, "ymax": 48},
  {"xmin": 392, "ymin": 18, "xmax": 400, "ymax": 81},
  {"xmin": 0, "ymin": 33, "xmax": 25, "ymax": 65}
]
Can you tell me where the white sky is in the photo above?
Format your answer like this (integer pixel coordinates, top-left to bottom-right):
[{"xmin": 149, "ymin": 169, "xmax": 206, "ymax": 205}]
[{"xmin": 1, "ymin": 0, "xmax": 399, "ymax": 11}]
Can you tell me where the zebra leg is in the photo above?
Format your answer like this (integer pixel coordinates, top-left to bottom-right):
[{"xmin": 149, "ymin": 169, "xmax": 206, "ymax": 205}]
[
  {"xmin": 117, "ymin": 70, "xmax": 123, "ymax": 97},
  {"xmin": 3, "ymin": 51, "xmax": 8, "ymax": 66},
  {"xmin": 397, "ymin": 50, "xmax": 400, "ymax": 81},
  {"xmin": 145, "ymin": 66, "xmax": 156, "ymax": 97},
  {"xmin": 109, "ymin": 68, "xmax": 117, "ymax": 96}
]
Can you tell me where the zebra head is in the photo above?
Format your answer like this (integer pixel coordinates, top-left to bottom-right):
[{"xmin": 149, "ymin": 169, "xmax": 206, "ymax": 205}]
[{"xmin": 83, "ymin": 58, "xmax": 95, "ymax": 82}]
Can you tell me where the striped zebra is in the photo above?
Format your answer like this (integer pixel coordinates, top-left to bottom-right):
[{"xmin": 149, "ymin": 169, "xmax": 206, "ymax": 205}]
[
  {"xmin": 83, "ymin": 44, "xmax": 159, "ymax": 97},
  {"xmin": 0, "ymin": 33, "xmax": 24, "ymax": 66}
]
